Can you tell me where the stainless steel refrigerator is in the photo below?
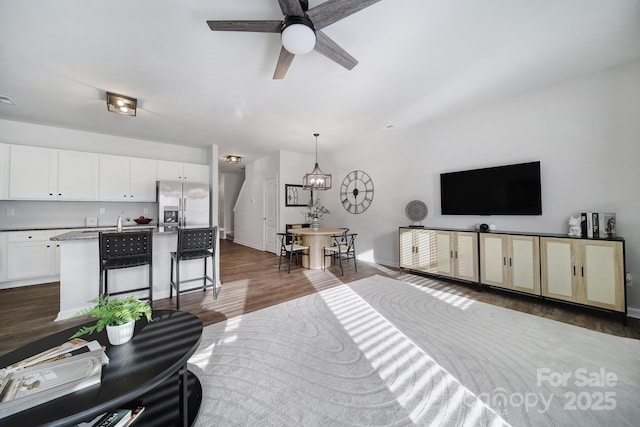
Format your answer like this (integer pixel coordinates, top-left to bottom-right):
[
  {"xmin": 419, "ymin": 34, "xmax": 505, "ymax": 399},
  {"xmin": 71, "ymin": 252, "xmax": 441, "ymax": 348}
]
[{"xmin": 157, "ymin": 181, "xmax": 210, "ymax": 226}]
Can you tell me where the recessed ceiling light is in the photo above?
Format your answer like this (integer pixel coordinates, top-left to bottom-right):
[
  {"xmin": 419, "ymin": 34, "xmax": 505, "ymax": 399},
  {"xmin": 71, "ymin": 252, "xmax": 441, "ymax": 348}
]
[
  {"xmin": 383, "ymin": 124, "xmax": 395, "ymax": 130},
  {"xmin": 0, "ymin": 96, "xmax": 17, "ymax": 106}
]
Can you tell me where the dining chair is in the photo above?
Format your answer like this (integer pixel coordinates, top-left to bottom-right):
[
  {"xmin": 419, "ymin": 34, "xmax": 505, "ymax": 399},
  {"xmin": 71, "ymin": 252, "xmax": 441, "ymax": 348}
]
[
  {"xmin": 99, "ymin": 229, "xmax": 153, "ymax": 305},
  {"xmin": 323, "ymin": 233, "xmax": 357, "ymax": 275},
  {"xmin": 277, "ymin": 232, "xmax": 309, "ymax": 273},
  {"xmin": 169, "ymin": 226, "xmax": 218, "ymax": 310}
]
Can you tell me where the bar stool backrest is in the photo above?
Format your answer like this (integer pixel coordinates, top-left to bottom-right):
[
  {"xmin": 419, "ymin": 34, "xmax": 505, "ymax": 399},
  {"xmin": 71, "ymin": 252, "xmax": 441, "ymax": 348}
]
[
  {"xmin": 177, "ymin": 227, "xmax": 217, "ymax": 259},
  {"xmin": 100, "ymin": 230, "xmax": 152, "ymax": 264}
]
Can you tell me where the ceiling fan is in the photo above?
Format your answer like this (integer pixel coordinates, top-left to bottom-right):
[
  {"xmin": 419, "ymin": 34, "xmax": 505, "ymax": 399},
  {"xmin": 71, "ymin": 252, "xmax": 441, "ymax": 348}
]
[{"xmin": 207, "ymin": 0, "xmax": 381, "ymax": 79}]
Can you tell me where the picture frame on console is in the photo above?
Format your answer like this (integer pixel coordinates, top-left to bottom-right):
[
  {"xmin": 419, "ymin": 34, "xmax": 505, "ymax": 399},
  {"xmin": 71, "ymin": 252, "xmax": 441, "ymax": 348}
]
[{"xmin": 285, "ymin": 184, "xmax": 313, "ymax": 207}]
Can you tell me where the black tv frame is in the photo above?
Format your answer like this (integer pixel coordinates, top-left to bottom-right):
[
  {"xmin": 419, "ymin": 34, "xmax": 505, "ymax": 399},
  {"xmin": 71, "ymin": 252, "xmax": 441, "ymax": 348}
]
[{"xmin": 440, "ymin": 161, "xmax": 542, "ymax": 216}]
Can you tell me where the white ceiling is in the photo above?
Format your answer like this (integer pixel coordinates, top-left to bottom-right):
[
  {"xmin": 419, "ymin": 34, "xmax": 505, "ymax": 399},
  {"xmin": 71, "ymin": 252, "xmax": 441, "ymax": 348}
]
[{"xmin": 1, "ymin": 0, "xmax": 640, "ymax": 172}]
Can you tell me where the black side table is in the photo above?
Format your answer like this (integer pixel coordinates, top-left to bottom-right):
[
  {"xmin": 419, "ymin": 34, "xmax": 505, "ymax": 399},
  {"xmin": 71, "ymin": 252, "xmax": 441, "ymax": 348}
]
[{"xmin": 0, "ymin": 310, "xmax": 203, "ymax": 427}]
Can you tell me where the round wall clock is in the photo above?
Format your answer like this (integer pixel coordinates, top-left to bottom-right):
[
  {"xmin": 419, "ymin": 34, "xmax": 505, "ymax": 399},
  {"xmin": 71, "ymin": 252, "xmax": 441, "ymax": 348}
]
[{"xmin": 340, "ymin": 170, "xmax": 374, "ymax": 214}]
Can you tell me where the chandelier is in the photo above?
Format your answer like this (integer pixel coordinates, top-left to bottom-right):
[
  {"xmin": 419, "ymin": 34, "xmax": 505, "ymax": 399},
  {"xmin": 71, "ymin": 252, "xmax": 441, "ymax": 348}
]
[{"xmin": 302, "ymin": 133, "xmax": 332, "ymax": 190}]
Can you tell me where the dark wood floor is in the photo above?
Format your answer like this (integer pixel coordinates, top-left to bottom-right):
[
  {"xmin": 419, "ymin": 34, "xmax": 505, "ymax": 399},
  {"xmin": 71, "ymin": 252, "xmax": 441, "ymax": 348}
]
[{"xmin": 1, "ymin": 239, "xmax": 638, "ymax": 357}]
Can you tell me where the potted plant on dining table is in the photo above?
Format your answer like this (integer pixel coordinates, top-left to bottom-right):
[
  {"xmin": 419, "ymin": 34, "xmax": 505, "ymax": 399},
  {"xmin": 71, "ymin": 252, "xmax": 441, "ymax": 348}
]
[{"xmin": 304, "ymin": 198, "xmax": 330, "ymax": 230}]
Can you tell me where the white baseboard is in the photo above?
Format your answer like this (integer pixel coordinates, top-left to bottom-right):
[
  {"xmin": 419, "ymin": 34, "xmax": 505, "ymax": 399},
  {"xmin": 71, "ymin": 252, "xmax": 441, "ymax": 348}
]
[{"xmin": 626, "ymin": 306, "xmax": 640, "ymax": 319}]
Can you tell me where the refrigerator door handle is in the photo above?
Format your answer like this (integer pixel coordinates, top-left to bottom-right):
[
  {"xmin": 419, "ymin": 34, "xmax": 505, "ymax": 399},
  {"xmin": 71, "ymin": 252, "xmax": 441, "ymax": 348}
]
[{"xmin": 183, "ymin": 197, "xmax": 187, "ymax": 226}]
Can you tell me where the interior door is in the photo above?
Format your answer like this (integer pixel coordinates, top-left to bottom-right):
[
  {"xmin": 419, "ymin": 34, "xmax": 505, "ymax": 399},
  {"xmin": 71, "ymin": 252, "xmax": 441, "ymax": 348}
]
[{"xmin": 264, "ymin": 177, "xmax": 277, "ymax": 254}]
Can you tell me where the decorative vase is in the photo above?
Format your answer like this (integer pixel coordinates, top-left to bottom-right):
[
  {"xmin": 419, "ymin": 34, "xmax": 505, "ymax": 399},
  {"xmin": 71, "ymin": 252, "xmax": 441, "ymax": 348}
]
[
  {"xmin": 106, "ymin": 321, "xmax": 135, "ymax": 345},
  {"xmin": 312, "ymin": 219, "xmax": 319, "ymax": 230}
]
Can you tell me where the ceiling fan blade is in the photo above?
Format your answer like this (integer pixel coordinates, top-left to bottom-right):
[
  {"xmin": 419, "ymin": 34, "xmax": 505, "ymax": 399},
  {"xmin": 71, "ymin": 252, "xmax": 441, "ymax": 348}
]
[
  {"xmin": 277, "ymin": 0, "xmax": 304, "ymax": 17},
  {"xmin": 314, "ymin": 30, "xmax": 358, "ymax": 70},
  {"xmin": 273, "ymin": 46, "xmax": 295, "ymax": 79},
  {"xmin": 207, "ymin": 20, "xmax": 282, "ymax": 33},
  {"xmin": 308, "ymin": 0, "xmax": 382, "ymax": 30}
]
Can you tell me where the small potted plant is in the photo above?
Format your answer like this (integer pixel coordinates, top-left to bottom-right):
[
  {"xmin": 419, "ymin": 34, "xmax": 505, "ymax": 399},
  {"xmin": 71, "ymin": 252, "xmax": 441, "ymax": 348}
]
[
  {"xmin": 70, "ymin": 295, "xmax": 152, "ymax": 345},
  {"xmin": 303, "ymin": 198, "xmax": 330, "ymax": 230}
]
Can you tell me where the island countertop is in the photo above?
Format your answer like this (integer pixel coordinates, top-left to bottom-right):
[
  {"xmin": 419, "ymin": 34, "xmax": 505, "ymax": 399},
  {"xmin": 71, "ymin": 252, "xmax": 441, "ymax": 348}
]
[{"xmin": 50, "ymin": 225, "xmax": 175, "ymax": 241}]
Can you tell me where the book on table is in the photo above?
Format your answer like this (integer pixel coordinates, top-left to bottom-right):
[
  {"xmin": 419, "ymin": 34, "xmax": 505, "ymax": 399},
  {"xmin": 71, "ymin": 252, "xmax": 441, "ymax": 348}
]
[{"xmin": 0, "ymin": 339, "xmax": 108, "ymax": 420}]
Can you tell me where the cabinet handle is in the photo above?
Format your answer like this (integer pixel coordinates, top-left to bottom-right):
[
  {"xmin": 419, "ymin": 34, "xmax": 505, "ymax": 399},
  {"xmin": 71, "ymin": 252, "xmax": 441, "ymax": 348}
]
[
  {"xmin": 450, "ymin": 250, "xmax": 453, "ymax": 258},
  {"xmin": 503, "ymin": 257, "xmax": 506, "ymax": 266},
  {"xmin": 573, "ymin": 266, "xmax": 576, "ymax": 276},
  {"xmin": 58, "ymin": 193, "xmax": 61, "ymax": 196},
  {"xmin": 454, "ymin": 251, "xmax": 458, "ymax": 259},
  {"xmin": 581, "ymin": 266, "xmax": 584, "ymax": 277},
  {"xmin": 509, "ymin": 258, "xmax": 512, "ymax": 267},
  {"xmin": 49, "ymin": 193, "xmax": 53, "ymax": 196},
  {"xmin": 28, "ymin": 236, "xmax": 32, "ymax": 239},
  {"xmin": 46, "ymin": 245, "xmax": 50, "ymax": 248}
]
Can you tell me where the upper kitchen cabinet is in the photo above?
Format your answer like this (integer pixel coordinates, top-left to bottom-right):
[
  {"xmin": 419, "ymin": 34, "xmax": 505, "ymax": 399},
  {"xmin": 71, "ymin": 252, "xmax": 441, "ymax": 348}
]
[
  {"xmin": 9, "ymin": 145, "xmax": 98, "ymax": 200},
  {"xmin": 0, "ymin": 143, "xmax": 9, "ymax": 199},
  {"xmin": 98, "ymin": 155, "xmax": 157, "ymax": 202},
  {"xmin": 157, "ymin": 160, "xmax": 209, "ymax": 183}
]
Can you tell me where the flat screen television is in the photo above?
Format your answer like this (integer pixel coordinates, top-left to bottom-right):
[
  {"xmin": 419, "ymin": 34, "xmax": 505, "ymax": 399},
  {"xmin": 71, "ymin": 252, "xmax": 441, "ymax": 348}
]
[{"xmin": 440, "ymin": 161, "xmax": 542, "ymax": 215}]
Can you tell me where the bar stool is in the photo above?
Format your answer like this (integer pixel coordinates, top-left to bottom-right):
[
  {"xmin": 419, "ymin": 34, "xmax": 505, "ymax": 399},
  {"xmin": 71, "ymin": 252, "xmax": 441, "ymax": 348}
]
[
  {"xmin": 170, "ymin": 226, "xmax": 218, "ymax": 310},
  {"xmin": 99, "ymin": 229, "xmax": 153, "ymax": 305}
]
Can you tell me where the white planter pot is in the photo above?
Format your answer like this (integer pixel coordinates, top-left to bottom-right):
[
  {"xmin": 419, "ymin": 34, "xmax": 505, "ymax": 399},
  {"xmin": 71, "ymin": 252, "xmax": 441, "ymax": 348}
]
[
  {"xmin": 312, "ymin": 220, "xmax": 319, "ymax": 230},
  {"xmin": 106, "ymin": 321, "xmax": 135, "ymax": 345}
]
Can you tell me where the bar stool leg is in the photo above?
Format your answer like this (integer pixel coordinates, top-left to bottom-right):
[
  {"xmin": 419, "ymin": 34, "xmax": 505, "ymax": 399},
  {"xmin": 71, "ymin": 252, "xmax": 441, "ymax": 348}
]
[{"xmin": 176, "ymin": 259, "xmax": 181, "ymax": 310}]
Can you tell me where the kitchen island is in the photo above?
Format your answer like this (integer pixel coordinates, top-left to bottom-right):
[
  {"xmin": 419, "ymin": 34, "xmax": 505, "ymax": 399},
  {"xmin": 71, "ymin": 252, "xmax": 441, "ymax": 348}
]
[{"xmin": 51, "ymin": 227, "xmax": 219, "ymax": 321}]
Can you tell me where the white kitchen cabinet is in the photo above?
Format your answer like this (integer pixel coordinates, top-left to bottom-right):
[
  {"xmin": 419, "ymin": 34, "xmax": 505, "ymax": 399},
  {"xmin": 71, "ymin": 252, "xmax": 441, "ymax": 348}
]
[
  {"xmin": 541, "ymin": 237, "xmax": 625, "ymax": 312},
  {"xmin": 9, "ymin": 145, "xmax": 98, "ymax": 200},
  {"xmin": 0, "ymin": 143, "xmax": 9, "ymax": 199},
  {"xmin": 157, "ymin": 160, "xmax": 209, "ymax": 183},
  {"xmin": 480, "ymin": 234, "xmax": 540, "ymax": 295},
  {"xmin": 9, "ymin": 145, "xmax": 57, "ymax": 199},
  {"xmin": 57, "ymin": 150, "xmax": 99, "ymax": 200},
  {"xmin": 98, "ymin": 155, "xmax": 157, "ymax": 202},
  {"xmin": 7, "ymin": 230, "xmax": 55, "ymax": 280}
]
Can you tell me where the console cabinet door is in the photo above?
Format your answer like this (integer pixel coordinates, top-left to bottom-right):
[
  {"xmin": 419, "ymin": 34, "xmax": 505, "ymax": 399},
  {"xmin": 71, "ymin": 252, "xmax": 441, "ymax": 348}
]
[
  {"xmin": 480, "ymin": 234, "xmax": 509, "ymax": 288},
  {"xmin": 509, "ymin": 235, "xmax": 540, "ymax": 294},
  {"xmin": 541, "ymin": 238, "xmax": 578, "ymax": 303},
  {"xmin": 580, "ymin": 240, "xmax": 624, "ymax": 311},
  {"xmin": 541, "ymin": 238, "xmax": 623, "ymax": 311},
  {"xmin": 435, "ymin": 231, "xmax": 454, "ymax": 277},
  {"xmin": 399, "ymin": 229, "xmax": 414, "ymax": 269},
  {"xmin": 454, "ymin": 232, "xmax": 478, "ymax": 282}
]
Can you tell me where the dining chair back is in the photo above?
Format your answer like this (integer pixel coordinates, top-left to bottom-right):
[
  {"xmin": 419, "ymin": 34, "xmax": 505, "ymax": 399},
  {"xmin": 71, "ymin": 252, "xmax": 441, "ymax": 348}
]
[
  {"xmin": 277, "ymin": 232, "xmax": 309, "ymax": 273},
  {"xmin": 323, "ymin": 233, "xmax": 357, "ymax": 275}
]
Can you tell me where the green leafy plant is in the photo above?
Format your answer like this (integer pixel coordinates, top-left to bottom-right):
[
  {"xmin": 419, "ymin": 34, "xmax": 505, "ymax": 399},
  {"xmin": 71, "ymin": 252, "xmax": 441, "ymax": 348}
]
[
  {"xmin": 70, "ymin": 295, "xmax": 152, "ymax": 339},
  {"xmin": 304, "ymin": 198, "xmax": 330, "ymax": 221}
]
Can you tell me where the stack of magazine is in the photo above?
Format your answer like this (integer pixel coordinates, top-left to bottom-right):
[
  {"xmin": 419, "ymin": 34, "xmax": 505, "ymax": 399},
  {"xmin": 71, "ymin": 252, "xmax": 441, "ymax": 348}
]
[{"xmin": 0, "ymin": 338, "xmax": 108, "ymax": 420}]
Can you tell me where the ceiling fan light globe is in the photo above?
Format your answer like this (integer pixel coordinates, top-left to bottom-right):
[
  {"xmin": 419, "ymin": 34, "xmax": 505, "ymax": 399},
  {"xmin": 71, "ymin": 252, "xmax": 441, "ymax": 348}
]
[{"xmin": 281, "ymin": 23, "xmax": 316, "ymax": 54}]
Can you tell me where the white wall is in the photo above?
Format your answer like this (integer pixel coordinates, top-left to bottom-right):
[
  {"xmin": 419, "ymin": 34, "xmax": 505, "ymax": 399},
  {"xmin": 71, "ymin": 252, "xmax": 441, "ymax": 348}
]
[
  {"xmin": 323, "ymin": 59, "xmax": 640, "ymax": 311},
  {"xmin": 233, "ymin": 152, "xmax": 279, "ymax": 250},
  {"xmin": 219, "ymin": 171, "xmax": 244, "ymax": 236},
  {"xmin": 280, "ymin": 150, "xmax": 315, "ymax": 228}
]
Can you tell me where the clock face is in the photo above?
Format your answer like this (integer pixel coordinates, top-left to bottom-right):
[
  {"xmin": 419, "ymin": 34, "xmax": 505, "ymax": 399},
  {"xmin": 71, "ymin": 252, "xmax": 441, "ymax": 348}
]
[{"xmin": 340, "ymin": 170, "xmax": 374, "ymax": 214}]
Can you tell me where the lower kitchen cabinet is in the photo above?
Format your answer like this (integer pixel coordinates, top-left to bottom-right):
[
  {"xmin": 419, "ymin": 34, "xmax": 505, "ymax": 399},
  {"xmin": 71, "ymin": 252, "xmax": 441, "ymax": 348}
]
[
  {"xmin": 541, "ymin": 237, "xmax": 625, "ymax": 312},
  {"xmin": 3, "ymin": 230, "xmax": 65, "ymax": 283}
]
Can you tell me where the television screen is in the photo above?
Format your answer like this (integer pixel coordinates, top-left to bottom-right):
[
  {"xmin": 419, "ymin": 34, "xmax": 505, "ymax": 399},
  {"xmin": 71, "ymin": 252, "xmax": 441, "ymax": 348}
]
[{"xmin": 440, "ymin": 161, "xmax": 542, "ymax": 215}]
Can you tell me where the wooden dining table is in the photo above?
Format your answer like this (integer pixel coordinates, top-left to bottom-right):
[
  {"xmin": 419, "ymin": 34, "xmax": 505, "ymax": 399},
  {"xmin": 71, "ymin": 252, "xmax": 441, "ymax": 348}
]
[{"xmin": 287, "ymin": 227, "xmax": 347, "ymax": 269}]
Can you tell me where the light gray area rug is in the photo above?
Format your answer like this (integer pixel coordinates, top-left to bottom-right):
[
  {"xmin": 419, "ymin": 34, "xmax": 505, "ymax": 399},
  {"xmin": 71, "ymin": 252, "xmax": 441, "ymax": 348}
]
[{"xmin": 188, "ymin": 274, "xmax": 640, "ymax": 426}]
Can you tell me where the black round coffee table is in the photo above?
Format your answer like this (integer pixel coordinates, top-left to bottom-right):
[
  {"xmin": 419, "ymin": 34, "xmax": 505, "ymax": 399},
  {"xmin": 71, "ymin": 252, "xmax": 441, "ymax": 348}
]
[{"xmin": 0, "ymin": 310, "xmax": 203, "ymax": 427}]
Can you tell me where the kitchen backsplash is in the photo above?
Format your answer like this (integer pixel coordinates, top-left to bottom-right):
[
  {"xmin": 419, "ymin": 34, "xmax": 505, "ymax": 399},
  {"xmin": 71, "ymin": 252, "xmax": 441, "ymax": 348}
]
[{"xmin": 0, "ymin": 200, "xmax": 157, "ymax": 229}]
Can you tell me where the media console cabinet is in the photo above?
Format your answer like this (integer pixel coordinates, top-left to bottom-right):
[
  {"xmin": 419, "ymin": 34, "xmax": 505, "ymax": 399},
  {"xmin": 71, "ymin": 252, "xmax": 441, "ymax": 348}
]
[{"xmin": 399, "ymin": 227, "xmax": 627, "ymax": 320}]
